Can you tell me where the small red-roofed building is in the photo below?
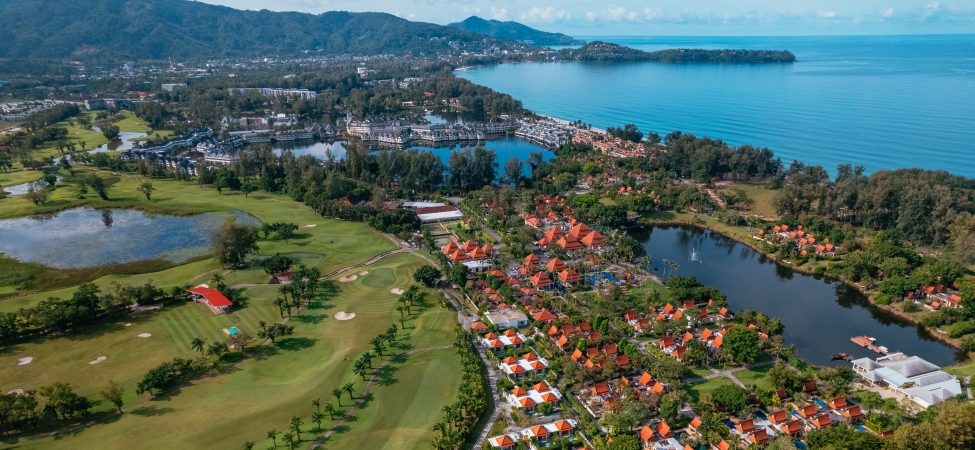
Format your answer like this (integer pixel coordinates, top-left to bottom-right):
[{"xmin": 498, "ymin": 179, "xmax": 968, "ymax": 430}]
[
  {"xmin": 531, "ymin": 272, "xmax": 555, "ymax": 290},
  {"xmin": 810, "ymin": 413, "xmax": 833, "ymax": 428},
  {"xmin": 581, "ymin": 231, "xmax": 605, "ymax": 247},
  {"xmin": 524, "ymin": 253, "xmax": 541, "ymax": 265},
  {"xmin": 558, "ymin": 269, "xmax": 581, "ymax": 285},
  {"xmin": 471, "ymin": 321, "xmax": 488, "ymax": 332},
  {"xmin": 189, "ymin": 286, "xmax": 233, "ymax": 313},
  {"xmin": 780, "ymin": 419, "xmax": 803, "ymax": 437},
  {"xmin": 487, "ymin": 434, "xmax": 518, "ymax": 449},
  {"xmin": 545, "ymin": 258, "xmax": 567, "ymax": 272},
  {"xmin": 748, "ymin": 428, "xmax": 769, "ymax": 445},
  {"xmin": 797, "ymin": 404, "xmax": 818, "ymax": 419},
  {"xmin": 769, "ymin": 410, "xmax": 789, "ymax": 425}
]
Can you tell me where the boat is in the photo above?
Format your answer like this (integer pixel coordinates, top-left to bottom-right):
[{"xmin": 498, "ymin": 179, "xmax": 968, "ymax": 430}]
[{"xmin": 831, "ymin": 352, "xmax": 853, "ymax": 361}]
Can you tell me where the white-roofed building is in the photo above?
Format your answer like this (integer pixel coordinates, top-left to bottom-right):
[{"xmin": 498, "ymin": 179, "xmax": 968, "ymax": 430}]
[
  {"xmin": 414, "ymin": 205, "xmax": 463, "ymax": 223},
  {"xmin": 851, "ymin": 352, "xmax": 962, "ymax": 408},
  {"xmin": 484, "ymin": 309, "xmax": 529, "ymax": 329}
]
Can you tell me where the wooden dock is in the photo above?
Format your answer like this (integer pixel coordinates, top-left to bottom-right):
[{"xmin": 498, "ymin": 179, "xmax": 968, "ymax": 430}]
[{"xmin": 851, "ymin": 336, "xmax": 887, "ymax": 354}]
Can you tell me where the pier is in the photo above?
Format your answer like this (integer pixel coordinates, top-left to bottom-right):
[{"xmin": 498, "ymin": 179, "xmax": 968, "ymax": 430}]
[{"xmin": 851, "ymin": 335, "xmax": 888, "ymax": 354}]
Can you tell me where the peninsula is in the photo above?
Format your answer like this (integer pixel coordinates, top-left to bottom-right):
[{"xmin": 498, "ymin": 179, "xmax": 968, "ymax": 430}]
[{"xmin": 556, "ymin": 41, "xmax": 797, "ymax": 63}]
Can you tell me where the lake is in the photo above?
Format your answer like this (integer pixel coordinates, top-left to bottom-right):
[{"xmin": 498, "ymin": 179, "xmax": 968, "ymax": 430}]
[
  {"xmin": 631, "ymin": 225, "xmax": 965, "ymax": 367},
  {"xmin": 272, "ymin": 135, "xmax": 553, "ymax": 175},
  {"xmin": 459, "ymin": 35, "xmax": 975, "ymax": 177},
  {"xmin": 0, "ymin": 208, "xmax": 260, "ymax": 268}
]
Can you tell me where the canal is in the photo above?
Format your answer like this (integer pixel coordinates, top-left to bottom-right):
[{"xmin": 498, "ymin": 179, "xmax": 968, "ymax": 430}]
[{"xmin": 631, "ymin": 225, "xmax": 966, "ymax": 367}]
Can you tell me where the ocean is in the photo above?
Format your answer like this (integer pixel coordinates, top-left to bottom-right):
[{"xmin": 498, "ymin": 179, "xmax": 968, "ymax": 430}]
[{"xmin": 458, "ymin": 35, "xmax": 975, "ymax": 177}]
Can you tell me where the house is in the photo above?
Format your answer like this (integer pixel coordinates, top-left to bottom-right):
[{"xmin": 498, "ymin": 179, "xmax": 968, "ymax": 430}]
[
  {"xmin": 556, "ymin": 236, "xmax": 583, "ymax": 251},
  {"xmin": 559, "ymin": 269, "xmax": 581, "ymax": 285},
  {"xmin": 537, "ymin": 227, "xmax": 564, "ymax": 247},
  {"xmin": 482, "ymin": 330, "xmax": 528, "ymax": 352},
  {"xmin": 415, "ymin": 205, "xmax": 464, "ymax": 223},
  {"xmin": 501, "ymin": 352, "xmax": 549, "ymax": 380},
  {"xmin": 851, "ymin": 353, "xmax": 962, "ymax": 408},
  {"xmin": 487, "ymin": 434, "xmax": 518, "ymax": 449},
  {"xmin": 339, "ymin": 194, "xmax": 366, "ymax": 207},
  {"xmin": 810, "ymin": 413, "xmax": 833, "ymax": 428},
  {"xmin": 531, "ymin": 308, "xmax": 557, "ymax": 323},
  {"xmin": 546, "ymin": 258, "xmax": 567, "ymax": 272},
  {"xmin": 780, "ymin": 419, "xmax": 803, "ymax": 437},
  {"xmin": 471, "ymin": 321, "xmax": 488, "ymax": 332},
  {"xmin": 484, "ymin": 309, "xmax": 530, "ymax": 329},
  {"xmin": 531, "ymin": 272, "xmax": 555, "ymax": 291},
  {"xmin": 507, "ymin": 381, "xmax": 562, "ymax": 411},
  {"xmin": 581, "ymin": 231, "xmax": 606, "ymax": 248},
  {"xmin": 525, "ymin": 214, "xmax": 542, "ymax": 228},
  {"xmin": 188, "ymin": 286, "xmax": 233, "ymax": 313}
]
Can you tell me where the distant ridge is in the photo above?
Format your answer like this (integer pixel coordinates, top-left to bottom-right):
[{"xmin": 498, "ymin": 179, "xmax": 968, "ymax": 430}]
[
  {"xmin": 0, "ymin": 0, "xmax": 521, "ymax": 60},
  {"xmin": 448, "ymin": 16, "xmax": 585, "ymax": 46},
  {"xmin": 559, "ymin": 41, "xmax": 796, "ymax": 63}
]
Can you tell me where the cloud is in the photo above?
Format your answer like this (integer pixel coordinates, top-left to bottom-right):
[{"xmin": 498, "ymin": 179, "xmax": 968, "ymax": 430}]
[
  {"xmin": 923, "ymin": 2, "xmax": 939, "ymax": 19},
  {"xmin": 644, "ymin": 7, "xmax": 664, "ymax": 21},
  {"xmin": 490, "ymin": 7, "xmax": 508, "ymax": 21},
  {"xmin": 817, "ymin": 10, "xmax": 837, "ymax": 18},
  {"xmin": 586, "ymin": 6, "xmax": 640, "ymax": 22},
  {"xmin": 519, "ymin": 7, "xmax": 569, "ymax": 23},
  {"xmin": 881, "ymin": 8, "xmax": 894, "ymax": 18}
]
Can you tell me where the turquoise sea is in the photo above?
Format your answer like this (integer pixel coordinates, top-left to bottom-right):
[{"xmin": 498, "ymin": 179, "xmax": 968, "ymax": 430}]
[{"xmin": 458, "ymin": 35, "xmax": 975, "ymax": 177}]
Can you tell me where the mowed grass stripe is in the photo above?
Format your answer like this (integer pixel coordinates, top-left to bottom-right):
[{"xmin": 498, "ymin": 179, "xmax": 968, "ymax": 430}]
[
  {"xmin": 172, "ymin": 305, "xmax": 223, "ymax": 346},
  {"xmin": 156, "ymin": 311, "xmax": 193, "ymax": 352}
]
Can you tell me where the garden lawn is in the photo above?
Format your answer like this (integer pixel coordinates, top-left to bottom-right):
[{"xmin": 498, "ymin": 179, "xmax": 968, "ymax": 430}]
[
  {"xmin": 734, "ymin": 365, "xmax": 775, "ymax": 390},
  {"xmin": 3, "ymin": 252, "xmax": 461, "ymax": 450},
  {"xmin": 685, "ymin": 376, "xmax": 738, "ymax": 405}
]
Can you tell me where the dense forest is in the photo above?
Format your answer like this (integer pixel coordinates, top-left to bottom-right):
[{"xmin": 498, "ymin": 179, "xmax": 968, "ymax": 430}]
[
  {"xmin": 448, "ymin": 16, "xmax": 585, "ymax": 46},
  {"xmin": 0, "ymin": 0, "xmax": 527, "ymax": 60},
  {"xmin": 558, "ymin": 41, "xmax": 797, "ymax": 63}
]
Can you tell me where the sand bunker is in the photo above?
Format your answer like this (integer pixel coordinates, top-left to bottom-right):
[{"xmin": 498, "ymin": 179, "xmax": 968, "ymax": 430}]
[
  {"xmin": 7, "ymin": 389, "xmax": 24, "ymax": 395},
  {"xmin": 125, "ymin": 323, "xmax": 132, "ymax": 327},
  {"xmin": 17, "ymin": 357, "xmax": 33, "ymax": 366},
  {"xmin": 304, "ymin": 224, "xmax": 317, "ymax": 228},
  {"xmin": 138, "ymin": 333, "xmax": 152, "ymax": 338},
  {"xmin": 89, "ymin": 356, "xmax": 107, "ymax": 365},
  {"xmin": 334, "ymin": 311, "xmax": 356, "ymax": 320},
  {"xmin": 358, "ymin": 270, "xmax": 368, "ymax": 275},
  {"xmin": 339, "ymin": 275, "xmax": 358, "ymax": 282},
  {"xmin": 390, "ymin": 288, "xmax": 405, "ymax": 295}
]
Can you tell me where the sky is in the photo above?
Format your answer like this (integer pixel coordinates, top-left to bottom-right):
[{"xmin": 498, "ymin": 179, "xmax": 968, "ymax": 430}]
[{"xmin": 198, "ymin": 1, "xmax": 975, "ymax": 35}]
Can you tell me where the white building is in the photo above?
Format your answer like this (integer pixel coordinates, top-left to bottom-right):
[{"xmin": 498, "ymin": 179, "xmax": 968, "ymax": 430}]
[
  {"xmin": 484, "ymin": 309, "xmax": 529, "ymax": 329},
  {"xmin": 851, "ymin": 353, "xmax": 962, "ymax": 408}
]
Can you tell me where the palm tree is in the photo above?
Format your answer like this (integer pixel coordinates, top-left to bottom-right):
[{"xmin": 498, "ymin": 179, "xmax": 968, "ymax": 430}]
[
  {"xmin": 362, "ymin": 352, "xmax": 373, "ymax": 368},
  {"xmin": 265, "ymin": 429, "xmax": 277, "ymax": 447},
  {"xmin": 332, "ymin": 388, "xmax": 343, "ymax": 406},
  {"xmin": 353, "ymin": 360, "xmax": 368, "ymax": 380},
  {"xmin": 342, "ymin": 382, "xmax": 355, "ymax": 401},
  {"xmin": 242, "ymin": 442, "xmax": 254, "ymax": 450},
  {"xmin": 373, "ymin": 340, "xmax": 386, "ymax": 358},
  {"xmin": 272, "ymin": 298, "xmax": 286, "ymax": 318},
  {"xmin": 395, "ymin": 305, "xmax": 405, "ymax": 322},
  {"xmin": 311, "ymin": 397, "xmax": 320, "ymax": 412},
  {"xmin": 289, "ymin": 416, "xmax": 303, "ymax": 441},
  {"xmin": 191, "ymin": 337, "xmax": 207, "ymax": 355},
  {"xmin": 280, "ymin": 431, "xmax": 295, "ymax": 450},
  {"xmin": 323, "ymin": 402, "xmax": 338, "ymax": 420},
  {"xmin": 310, "ymin": 412, "xmax": 325, "ymax": 431}
]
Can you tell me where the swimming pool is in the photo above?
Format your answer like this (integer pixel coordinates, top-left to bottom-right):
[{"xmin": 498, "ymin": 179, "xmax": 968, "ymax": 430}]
[
  {"xmin": 813, "ymin": 399, "xmax": 829, "ymax": 409},
  {"xmin": 228, "ymin": 327, "xmax": 239, "ymax": 335}
]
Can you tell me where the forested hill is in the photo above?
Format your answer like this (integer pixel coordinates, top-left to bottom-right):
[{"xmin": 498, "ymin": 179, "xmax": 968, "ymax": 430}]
[
  {"xmin": 448, "ymin": 16, "xmax": 585, "ymax": 46},
  {"xmin": 0, "ymin": 0, "xmax": 517, "ymax": 60},
  {"xmin": 558, "ymin": 41, "xmax": 796, "ymax": 63}
]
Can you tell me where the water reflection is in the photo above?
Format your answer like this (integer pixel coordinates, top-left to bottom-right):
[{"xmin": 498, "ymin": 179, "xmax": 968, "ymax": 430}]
[{"xmin": 632, "ymin": 225, "xmax": 966, "ymax": 366}]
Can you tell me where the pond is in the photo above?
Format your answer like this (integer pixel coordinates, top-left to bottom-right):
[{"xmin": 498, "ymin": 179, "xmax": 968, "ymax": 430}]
[
  {"xmin": 1, "ymin": 176, "xmax": 62, "ymax": 196},
  {"xmin": 88, "ymin": 126, "xmax": 149, "ymax": 153},
  {"xmin": 0, "ymin": 208, "xmax": 261, "ymax": 269},
  {"xmin": 630, "ymin": 225, "xmax": 965, "ymax": 367}
]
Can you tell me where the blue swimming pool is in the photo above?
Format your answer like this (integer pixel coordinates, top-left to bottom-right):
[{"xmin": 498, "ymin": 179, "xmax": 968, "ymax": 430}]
[
  {"xmin": 813, "ymin": 399, "xmax": 829, "ymax": 409},
  {"xmin": 228, "ymin": 327, "xmax": 239, "ymax": 335},
  {"xmin": 753, "ymin": 411, "xmax": 768, "ymax": 421}
]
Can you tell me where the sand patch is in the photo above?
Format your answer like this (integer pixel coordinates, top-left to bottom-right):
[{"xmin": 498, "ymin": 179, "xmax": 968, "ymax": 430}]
[
  {"xmin": 338, "ymin": 275, "xmax": 358, "ymax": 282},
  {"xmin": 138, "ymin": 333, "xmax": 152, "ymax": 338},
  {"xmin": 390, "ymin": 288, "xmax": 405, "ymax": 295},
  {"xmin": 304, "ymin": 224, "xmax": 317, "ymax": 228},
  {"xmin": 125, "ymin": 323, "xmax": 132, "ymax": 327},
  {"xmin": 89, "ymin": 356, "xmax": 107, "ymax": 365},
  {"xmin": 17, "ymin": 357, "xmax": 33, "ymax": 366},
  {"xmin": 7, "ymin": 389, "xmax": 24, "ymax": 395},
  {"xmin": 334, "ymin": 311, "xmax": 356, "ymax": 320},
  {"xmin": 358, "ymin": 270, "xmax": 368, "ymax": 275}
]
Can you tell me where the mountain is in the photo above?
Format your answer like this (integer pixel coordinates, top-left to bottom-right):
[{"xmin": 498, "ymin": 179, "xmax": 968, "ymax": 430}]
[
  {"xmin": 448, "ymin": 16, "xmax": 585, "ymax": 46},
  {"xmin": 0, "ymin": 0, "xmax": 520, "ymax": 60},
  {"xmin": 558, "ymin": 41, "xmax": 796, "ymax": 63}
]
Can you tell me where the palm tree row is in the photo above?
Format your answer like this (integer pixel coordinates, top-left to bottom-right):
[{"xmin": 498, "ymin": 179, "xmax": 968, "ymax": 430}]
[
  {"xmin": 430, "ymin": 326, "xmax": 489, "ymax": 450},
  {"xmin": 273, "ymin": 264, "xmax": 321, "ymax": 318}
]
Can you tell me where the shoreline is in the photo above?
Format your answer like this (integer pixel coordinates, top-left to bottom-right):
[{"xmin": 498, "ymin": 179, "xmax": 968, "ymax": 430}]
[{"xmin": 637, "ymin": 215, "xmax": 964, "ymax": 352}]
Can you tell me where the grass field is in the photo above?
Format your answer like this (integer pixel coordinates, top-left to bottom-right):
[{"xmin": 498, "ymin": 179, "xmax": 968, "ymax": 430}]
[
  {"xmin": 685, "ymin": 376, "xmax": 738, "ymax": 404},
  {"xmin": 1, "ymin": 252, "xmax": 460, "ymax": 450},
  {"xmin": 734, "ymin": 365, "xmax": 774, "ymax": 390},
  {"xmin": 945, "ymin": 355, "xmax": 975, "ymax": 377},
  {"xmin": 718, "ymin": 184, "xmax": 778, "ymax": 219}
]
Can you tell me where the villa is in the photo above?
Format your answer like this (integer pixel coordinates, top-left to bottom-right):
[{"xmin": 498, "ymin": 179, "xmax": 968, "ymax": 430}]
[
  {"xmin": 188, "ymin": 286, "xmax": 233, "ymax": 314},
  {"xmin": 851, "ymin": 352, "xmax": 962, "ymax": 408}
]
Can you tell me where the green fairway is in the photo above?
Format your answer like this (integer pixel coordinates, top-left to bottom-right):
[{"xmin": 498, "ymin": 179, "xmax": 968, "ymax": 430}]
[
  {"xmin": 1, "ymin": 252, "xmax": 460, "ymax": 450},
  {"xmin": 362, "ymin": 268, "xmax": 397, "ymax": 288}
]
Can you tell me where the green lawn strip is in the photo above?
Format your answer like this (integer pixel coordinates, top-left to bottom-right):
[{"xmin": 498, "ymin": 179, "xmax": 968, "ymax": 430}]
[
  {"xmin": 686, "ymin": 366, "xmax": 714, "ymax": 379},
  {"xmin": 945, "ymin": 356, "xmax": 975, "ymax": 377},
  {"xmin": 685, "ymin": 376, "xmax": 738, "ymax": 405}
]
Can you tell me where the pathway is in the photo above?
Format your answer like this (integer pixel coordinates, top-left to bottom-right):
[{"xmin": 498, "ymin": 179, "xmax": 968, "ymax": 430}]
[
  {"xmin": 966, "ymin": 376, "xmax": 972, "ymax": 401},
  {"xmin": 469, "ymin": 338, "xmax": 502, "ymax": 450},
  {"xmin": 320, "ymin": 248, "xmax": 407, "ymax": 279},
  {"xmin": 307, "ymin": 345, "xmax": 454, "ymax": 449},
  {"xmin": 681, "ymin": 360, "xmax": 777, "ymax": 386}
]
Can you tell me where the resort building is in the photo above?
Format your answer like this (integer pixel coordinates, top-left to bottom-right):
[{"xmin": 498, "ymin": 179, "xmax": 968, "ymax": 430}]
[
  {"xmin": 482, "ymin": 329, "xmax": 529, "ymax": 352},
  {"xmin": 188, "ymin": 286, "xmax": 233, "ymax": 314},
  {"xmin": 850, "ymin": 353, "xmax": 962, "ymax": 408},
  {"xmin": 506, "ymin": 381, "xmax": 562, "ymax": 412},
  {"xmin": 500, "ymin": 352, "xmax": 549, "ymax": 380},
  {"xmin": 484, "ymin": 309, "xmax": 530, "ymax": 329},
  {"xmin": 415, "ymin": 205, "xmax": 464, "ymax": 223}
]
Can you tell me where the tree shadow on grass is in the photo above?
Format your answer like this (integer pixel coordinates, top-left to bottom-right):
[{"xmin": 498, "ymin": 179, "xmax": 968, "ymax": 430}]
[
  {"xmin": 275, "ymin": 337, "xmax": 317, "ymax": 352},
  {"xmin": 353, "ymin": 392, "xmax": 376, "ymax": 412},
  {"xmin": 374, "ymin": 363, "xmax": 401, "ymax": 387},
  {"xmin": 317, "ymin": 281, "xmax": 340, "ymax": 303},
  {"xmin": 329, "ymin": 423, "xmax": 353, "ymax": 436},
  {"xmin": 292, "ymin": 313, "xmax": 327, "ymax": 325},
  {"xmin": 128, "ymin": 405, "xmax": 176, "ymax": 417},
  {"xmin": 0, "ymin": 342, "xmax": 24, "ymax": 357}
]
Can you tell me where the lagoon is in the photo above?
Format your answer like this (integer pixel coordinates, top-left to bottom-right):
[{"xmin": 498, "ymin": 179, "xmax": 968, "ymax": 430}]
[
  {"xmin": 459, "ymin": 35, "xmax": 975, "ymax": 177},
  {"xmin": 632, "ymin": 225, "xmax": 964, "ymax": 367},
  {"xmin": 0, "ymin": 208, "xmax": 260, "ymax": 269}
]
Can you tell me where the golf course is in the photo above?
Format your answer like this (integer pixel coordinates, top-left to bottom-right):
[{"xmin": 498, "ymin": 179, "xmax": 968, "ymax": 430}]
[{"xmin": 0, "ymin": 168, "xmax": 463, "ymax": 449}]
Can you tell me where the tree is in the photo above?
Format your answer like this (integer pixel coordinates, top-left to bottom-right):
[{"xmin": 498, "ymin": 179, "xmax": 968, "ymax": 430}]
[
  {"xmin": 25, "ymin": 183, "xmax": 48, "ymax": 205},
  {"xmin": 413, "ymin": 265, "xmax": 442, "ymax": 286},
  {"xmin": 228, "ymin": 331, "xmax": 253, "ymax": 353},
  {"xmin": 211, "ymin": 219, "xmax": 260, "ymax": 266},
  {"xmin": 137, "ymin": 181, "xmax": 155, "ymax": 200},
  {"xmin": 323, "ymin": 402, "xmax": 338, "ymax": 420},
  {"xmin": 241, "ymin": 182, "xmax": 257, "ymax": 198},
  {"xmin": 311, "ymin": 397, "xmax": 321, "ymax": 412},
  {"xmin": 502, "ymin": 156, "xmax": 523, "ymax": 186},
  {"xmin": 263, "ymin": 254, "xmax": 293, "ymax": 276},
  {"xmin": 280, "ymin": 431, "xmax": 295, "ymax": 450},
  {"xmin": 311, "ymin": 411, "xmax": 324, "ymax": 431},
  {"xmin": 713, "ymin": 385, "xmax": 751, "ymax": 417},
  {"xmin": 723, "ymin": 325, "xmax": 760, "ymax": 363},
  {"xmin": 276, "ymin": 222, "xmax": 298, "ymax": 243},
  {"xmin": 289, "ymin": 415, "xmax": 303, "ymax": 440},
  {"xmin": 266, "ymin": 430, "xmax": 277, "ymax": 447},
  {"xmin": 102, "ymin": 125, "xmax": 120, "ymax": 141},
  {"xmin": 342, "ymin": 382, "xmax": 356, "ymax": 401},
  {"xmin": 87, "ymin": 174, "xmax": 109, "ymax": 200},
  {"xmin": 607, "ymin": 123, "xmax": 643, "ymax": 143},
  {"xmin": 449, "ymin": 262, "xmax": 468, "ymax": 286},
  {"xmin": 332, "ymin": 388, "xmax": 343, "ymax": 406},
  {"xmin": 606, "ymin": 433, "xmax": 641, "ymax": 450},
  {"xmin": 100, "ymin": 380, "xmax": 125, "ymax": 414},
  {"xmin": 241, "ymin": 442, "xmax": 254, "ymax": 450}
]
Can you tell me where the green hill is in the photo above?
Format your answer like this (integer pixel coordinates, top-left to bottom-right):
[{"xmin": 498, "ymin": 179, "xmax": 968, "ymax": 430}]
[
  {"xmin": 0, "ymin": 0, "xmax": 518, "ymax": 60},
  {"xmin": 448, "ymin": 16, "xmax": 585, "ymax": 46},
  {"xmin": 558, "ymin": 41, "xmax": 797, "ymax": 63}
]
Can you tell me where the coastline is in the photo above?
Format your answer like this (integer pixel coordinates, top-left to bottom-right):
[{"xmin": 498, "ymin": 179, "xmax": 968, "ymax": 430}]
[{"xmin": 636, "ymin": 215, "xmax": 964, "ymax": 352}]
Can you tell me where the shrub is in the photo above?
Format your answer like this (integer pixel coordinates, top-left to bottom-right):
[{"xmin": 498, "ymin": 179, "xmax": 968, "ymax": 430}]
[{"xmin": 949, "ymin": 321, "xmax": 975, "ymax": 339}]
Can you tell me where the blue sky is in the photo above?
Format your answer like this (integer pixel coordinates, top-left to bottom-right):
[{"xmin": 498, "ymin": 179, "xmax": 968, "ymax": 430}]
[{"xmin": 199, "ymin": 1, "xmax": 975, "ymax": 35}]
